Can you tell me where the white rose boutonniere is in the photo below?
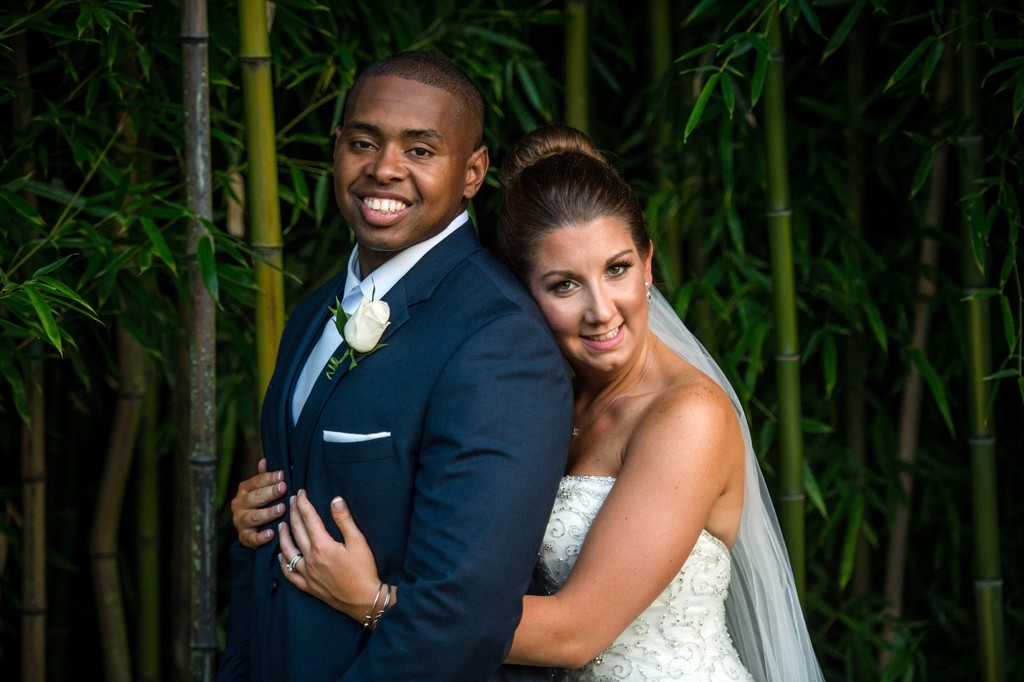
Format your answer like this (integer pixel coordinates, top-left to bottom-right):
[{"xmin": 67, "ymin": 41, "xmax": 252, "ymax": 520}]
[{"xmin": 326, "ymin": 294, "xmax": 390, "ymax": 379}]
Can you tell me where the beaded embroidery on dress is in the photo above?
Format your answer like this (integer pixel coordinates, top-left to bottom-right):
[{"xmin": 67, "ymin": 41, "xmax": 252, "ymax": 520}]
[{"xmin": 537, "ymin": 476, "xmax": 754, "ymax": 682}]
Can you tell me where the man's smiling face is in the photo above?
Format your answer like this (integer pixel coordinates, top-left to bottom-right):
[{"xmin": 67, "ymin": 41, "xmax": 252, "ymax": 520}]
[{"xmin": 333, "ymin": 75, "xmax": 489, "ymax": 275}]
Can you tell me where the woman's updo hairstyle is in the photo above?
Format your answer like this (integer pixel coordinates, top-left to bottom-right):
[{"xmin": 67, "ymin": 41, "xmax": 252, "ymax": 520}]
[{"xmin": 497, "ymin": 124, "xmax": 650, "ymax": 284}]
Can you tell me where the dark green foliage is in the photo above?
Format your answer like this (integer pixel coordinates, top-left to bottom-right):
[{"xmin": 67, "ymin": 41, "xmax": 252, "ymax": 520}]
[{"xmin": 0, "ymin": 1, "xmax": 1021, "ymax": 679}]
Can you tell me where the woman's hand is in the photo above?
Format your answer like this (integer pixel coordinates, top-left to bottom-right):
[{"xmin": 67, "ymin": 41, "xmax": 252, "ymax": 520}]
[
  {"xmin": 278, "ymin": 489, "xmax": 386, "ymax": 623},
  {"xmin": 230, "ymin": 458, "xmax": 287, "ymax": 548}
]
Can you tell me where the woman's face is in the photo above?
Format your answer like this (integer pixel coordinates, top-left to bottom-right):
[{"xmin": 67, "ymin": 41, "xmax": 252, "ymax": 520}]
[{"xmin": 528, "ymin": 217, "xmax": 653, "ymax": 380}]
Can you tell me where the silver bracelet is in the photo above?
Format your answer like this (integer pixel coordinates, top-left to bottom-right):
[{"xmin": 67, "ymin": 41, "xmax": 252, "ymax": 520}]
[
  {"xmin": 362, "ymin": 581, "xmax": 386, "ymax": 630},
  {"xmin": 371, "ymin": 583, "xmax": 391, "ymax": 630}
]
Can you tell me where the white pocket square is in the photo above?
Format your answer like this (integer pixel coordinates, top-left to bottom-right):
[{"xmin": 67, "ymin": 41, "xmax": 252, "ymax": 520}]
[{"xmin": 322, "ymin": 430, "xmax": 391, "ymax": 443}]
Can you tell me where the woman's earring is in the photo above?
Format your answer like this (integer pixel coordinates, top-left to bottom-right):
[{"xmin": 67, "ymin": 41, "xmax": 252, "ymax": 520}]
[{"xmin": 645, "ymin": 281, "xmax": 652, "ymax": 300}]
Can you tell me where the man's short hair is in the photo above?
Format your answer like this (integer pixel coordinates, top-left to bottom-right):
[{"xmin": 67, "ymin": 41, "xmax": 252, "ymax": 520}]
[{"xmin": 348, "ymin": 51, "xmax": 486, "ymax": 148}]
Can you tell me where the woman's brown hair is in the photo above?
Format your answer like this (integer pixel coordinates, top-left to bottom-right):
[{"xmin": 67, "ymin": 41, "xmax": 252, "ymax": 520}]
[{"xmin": 497, "ymin": 124, "xmax": 650, "ymax": 283}]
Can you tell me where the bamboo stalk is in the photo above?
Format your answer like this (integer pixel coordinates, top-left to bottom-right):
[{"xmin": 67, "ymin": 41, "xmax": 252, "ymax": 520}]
[
  {"xmin": 170, "ymin": 336, "xmax": 193, "ymax": 678},
  {"xmin": 20, "ymin": 354, "xmax": 45, "ymax": 682},
  {"xmin": 182, "ymin": 1, "xmax": 218, "ymax": 678},
  {"xmin": 879, "ymin": 65, "xmax": 951, "ymax": 674},
  {"xmin": 89, "ymin": 322, "xmax": 146, "ymax": 682},
  {"xmin": 564, "ymin": 0, "xmax": 589, "ymax": 133},
  {"xmin": 647, "ymin": 0, "xmax": 683, "ymax": 293},
  {"xmin": 240, "ymin": 0, "xmax": 285, "ymax": 440},
  {"xmin": 957, "ymin": 2, "xmax": 1005, "ymax": 678},
  {"xmin": 12, "ymin": 28, "xmax": 47, "ymax": 682},
  {"xmin": 843, "ymin": 34, "xmax": 872, "ymax": 672},
  {"xmin": 135, "ymin": 357, "xmax": 161, "ymax": 682},
  {"xmin": 761, "ymin": 1, "xmax": 805, "ymax": 600}
]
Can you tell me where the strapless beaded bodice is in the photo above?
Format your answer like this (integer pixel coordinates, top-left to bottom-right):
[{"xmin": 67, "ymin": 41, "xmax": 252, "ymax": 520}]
[{"xmin": 537, "ymin": 476, "xmax": 753, "ymax": 681}]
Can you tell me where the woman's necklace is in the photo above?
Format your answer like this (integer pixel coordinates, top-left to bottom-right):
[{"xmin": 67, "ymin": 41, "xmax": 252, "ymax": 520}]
[{"xmin": 572, "ymin": 338, "xmax": 658, "ymax": 438}]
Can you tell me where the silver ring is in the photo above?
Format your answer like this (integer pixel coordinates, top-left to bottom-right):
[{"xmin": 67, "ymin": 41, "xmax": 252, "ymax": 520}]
[{"xmin": 286, "ymin": 552, "xmax": 303, "ymax": 572}]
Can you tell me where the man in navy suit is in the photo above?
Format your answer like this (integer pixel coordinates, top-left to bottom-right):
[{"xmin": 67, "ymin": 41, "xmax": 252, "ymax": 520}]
[{"xmin": 217, "ymin": 51, "xmax": 573, "ymax": 680}]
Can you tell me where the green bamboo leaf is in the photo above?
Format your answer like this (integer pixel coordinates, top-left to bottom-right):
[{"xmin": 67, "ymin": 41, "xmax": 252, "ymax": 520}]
[
  {"xmin": 684, "ymin": 72, "xmax": 719, "ymax": 142},
  {"xmin": 1000, "ymin": 181, "xmax": 1019, "ymax": 222},
  {"xmin": 138, "ymin": 216, "xmax": 178, "ymax": 275},
  {"xmin": 35, "ymin": 276, "xmax": 100, "ymax": 320},
  {"xmin": 981, "ymin": 56, "xmax": 1024, "ymax": 83},
  {"xmin": 821, "ymin": 0, "xmax": 865, "ymax": 63},
  {"xmin": 85, "ymin": 77, "xmax": 100, "ymax": 115},
  {"xmin": 675, "ymin": 43, "xmax": 718, "ymax": 62},
  {"xmin": 291, "ymin": 162, "xmax": 310, "ymax": 208},
  {"xmin": 197, "ymin": 233, "xmax": 219, "ymax": 302},
  {"xmin": 514, "ymin": 61, "xmax": 544, "ymax": 113},
  {"xmin": 800, "ymin": 416, "xmax": 834, "ymax": 435},
  {"xmin": 0, "ymin": 350, "xmax": 30, "ymax": 423},
  {"xmin": 910, "ymin": 348, "xmax": 955, "ymax": 434},
  {"xmin": 462, "ymin": 26, "xmax": 530, "ymax": 51},
  {"xmin": 920, "ymin": 39, "xmax": 944, "ymax": 94},
  {"xmin": 961, "ymin": 286, "xmax": 999, "ymax": 301},
  {"xmin": 970, "ymin": 219, "xmax": 987, "ymax": 274},
  {"xmin": 314, "ymin": 173, "xmax": 330, "ymax": 227},
  {"xmin": 286, "ymin": 133, "xmax": 332, "ymax": 146},
  {"xmin": 999, "ymin": 240, "xmax": 1016, "ymax": 284},
  {"xmin": 803, "ymin": 457, "xmax": 826, "ymax": 517},
  {"xmin": 979, "ymin": 13, "xmax": 996, "ymax": 50},
  {"xmin": 718, "ymin": 31, "xmax": 753, "ymax": 56},
  {"xmin": 683, "ymin": 0, "xmax": 719, "ymax": 25},
  {"xmin": 94, "ymin": 6, "xmax": 113, "ymax": 32},
  {"xmin": 793, "ymin": 0, "xmax": 823, "ymax": 36},
  {"xmin": 23, "ymin": 283, "xmax": 63, "ymax": 354},
  {"xmin": 863, "ymin": 300, "xmax": 888, "ymax": 351},
  {"xmin": 0, "ymin": 187, "xmax": 46, "ymax": 226},
  {"xmin": 75, "ymin": 3, "xmax": 93, "ymax": 37},
  {"xmin": 31, "ymin": 255, "xmax": 75, "ymax": 278},
  {"xmin": 822, "ymin": 332, "xmax": 837, "ymax": 397},
  {"xmin": 838, "ymin": 492, "xmax": 864, "ymax": 590},
  {"xmin": 750, "ymin": 38, "xmax": 769, "ymax": 107},
  {"xmin": 591, "ymin": 53, "xmax": 622, "ymax": 96},
  {"xmin": 983, "ymin": 199, "xmax": 999, "ymax": 241},
  {"xmin": 1012, "ymin": 70, "xmax": 1023, "ymax": 128},
  {"xmin": 909, "ymin": 146, "xmax": 933, "ymax": 198},
  {"xmin": 138, "ymin": 248, "xmax": 154, "ymax": 272},
  {"xmin": 885, "ymin": 38, "xmax": 934, "ymax": 92},
  {"xmin": 720, "ymin": 71, "xmax": 735, "ymax": 119},
  {"xmin": 0, "ymin": 317, "xmax": 27, "ymax": 335},
  {"xmin": 1000, "ymin": 294, "xmax": 1015, "ymax": 351},
  {"xmin": 681, "ymin": 64, "xmax": 729, "ymax": 77},
  {"xmin": 506, "ymin": 89, "xmax": 539, "ymax": 133}
]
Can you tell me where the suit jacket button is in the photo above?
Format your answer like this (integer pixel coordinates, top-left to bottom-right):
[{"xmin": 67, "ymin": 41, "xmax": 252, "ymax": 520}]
[{"xmin": 270, "ymin": 577, "xmax": 279, "ymax": 595}]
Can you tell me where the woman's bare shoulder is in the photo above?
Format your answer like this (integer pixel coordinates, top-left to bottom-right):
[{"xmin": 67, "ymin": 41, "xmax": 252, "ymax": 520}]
[{"xmin": 628, "ymin": 358, "xmax": 742, "ymax": 465}]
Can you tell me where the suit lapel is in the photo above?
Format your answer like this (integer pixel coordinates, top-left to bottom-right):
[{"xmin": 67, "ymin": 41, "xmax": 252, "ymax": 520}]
[
  {"xmin": 268, "ymin": 273, "xmax": 346, "ymax": 469},
  {"xmin": 288, "ymin": 221, "xmax": 483, "ymax": 476}
]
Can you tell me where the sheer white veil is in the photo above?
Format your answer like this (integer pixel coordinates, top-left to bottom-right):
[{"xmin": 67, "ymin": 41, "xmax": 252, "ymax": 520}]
[{"xmin": 648, "ymin": 288, "xmax": 825, "ymax": 682}]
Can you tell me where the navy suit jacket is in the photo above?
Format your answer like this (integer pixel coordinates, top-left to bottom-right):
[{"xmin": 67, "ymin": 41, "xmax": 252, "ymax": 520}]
[{"xmin": 218, "ymin": 221, "xmax": 573, "ymax": 681}]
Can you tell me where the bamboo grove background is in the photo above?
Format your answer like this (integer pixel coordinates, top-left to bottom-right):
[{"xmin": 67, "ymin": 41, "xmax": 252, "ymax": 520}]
[{"xmin": 1, "ymin": 1, "xmax": 1021, "ymax": 680}]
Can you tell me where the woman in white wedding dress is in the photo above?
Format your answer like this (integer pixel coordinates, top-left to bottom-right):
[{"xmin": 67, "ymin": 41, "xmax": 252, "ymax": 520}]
[{"xmin": 267, "ymin": 125, "xmax": 825, "ymax": 681}]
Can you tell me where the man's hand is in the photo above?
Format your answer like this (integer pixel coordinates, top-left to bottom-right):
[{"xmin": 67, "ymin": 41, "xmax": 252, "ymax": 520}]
[{"xmin": 230, "ymin": 457, "xmax": 287, "ymax": 548}]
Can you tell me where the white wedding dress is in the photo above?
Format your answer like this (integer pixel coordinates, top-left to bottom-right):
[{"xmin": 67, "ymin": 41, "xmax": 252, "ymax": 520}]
[{"xmin": 537, "ymin": 475, "xmax": 754, "ymax": 682}]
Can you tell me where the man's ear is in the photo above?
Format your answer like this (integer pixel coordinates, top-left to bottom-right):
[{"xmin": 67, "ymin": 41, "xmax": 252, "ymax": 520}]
[
  {"xmin": 463, "ymin": 146, "xmax": 490, "ymax": 200},
  {"xmin": 332, "ymin": 125, "xmax": 343, "ymax": 159}
]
